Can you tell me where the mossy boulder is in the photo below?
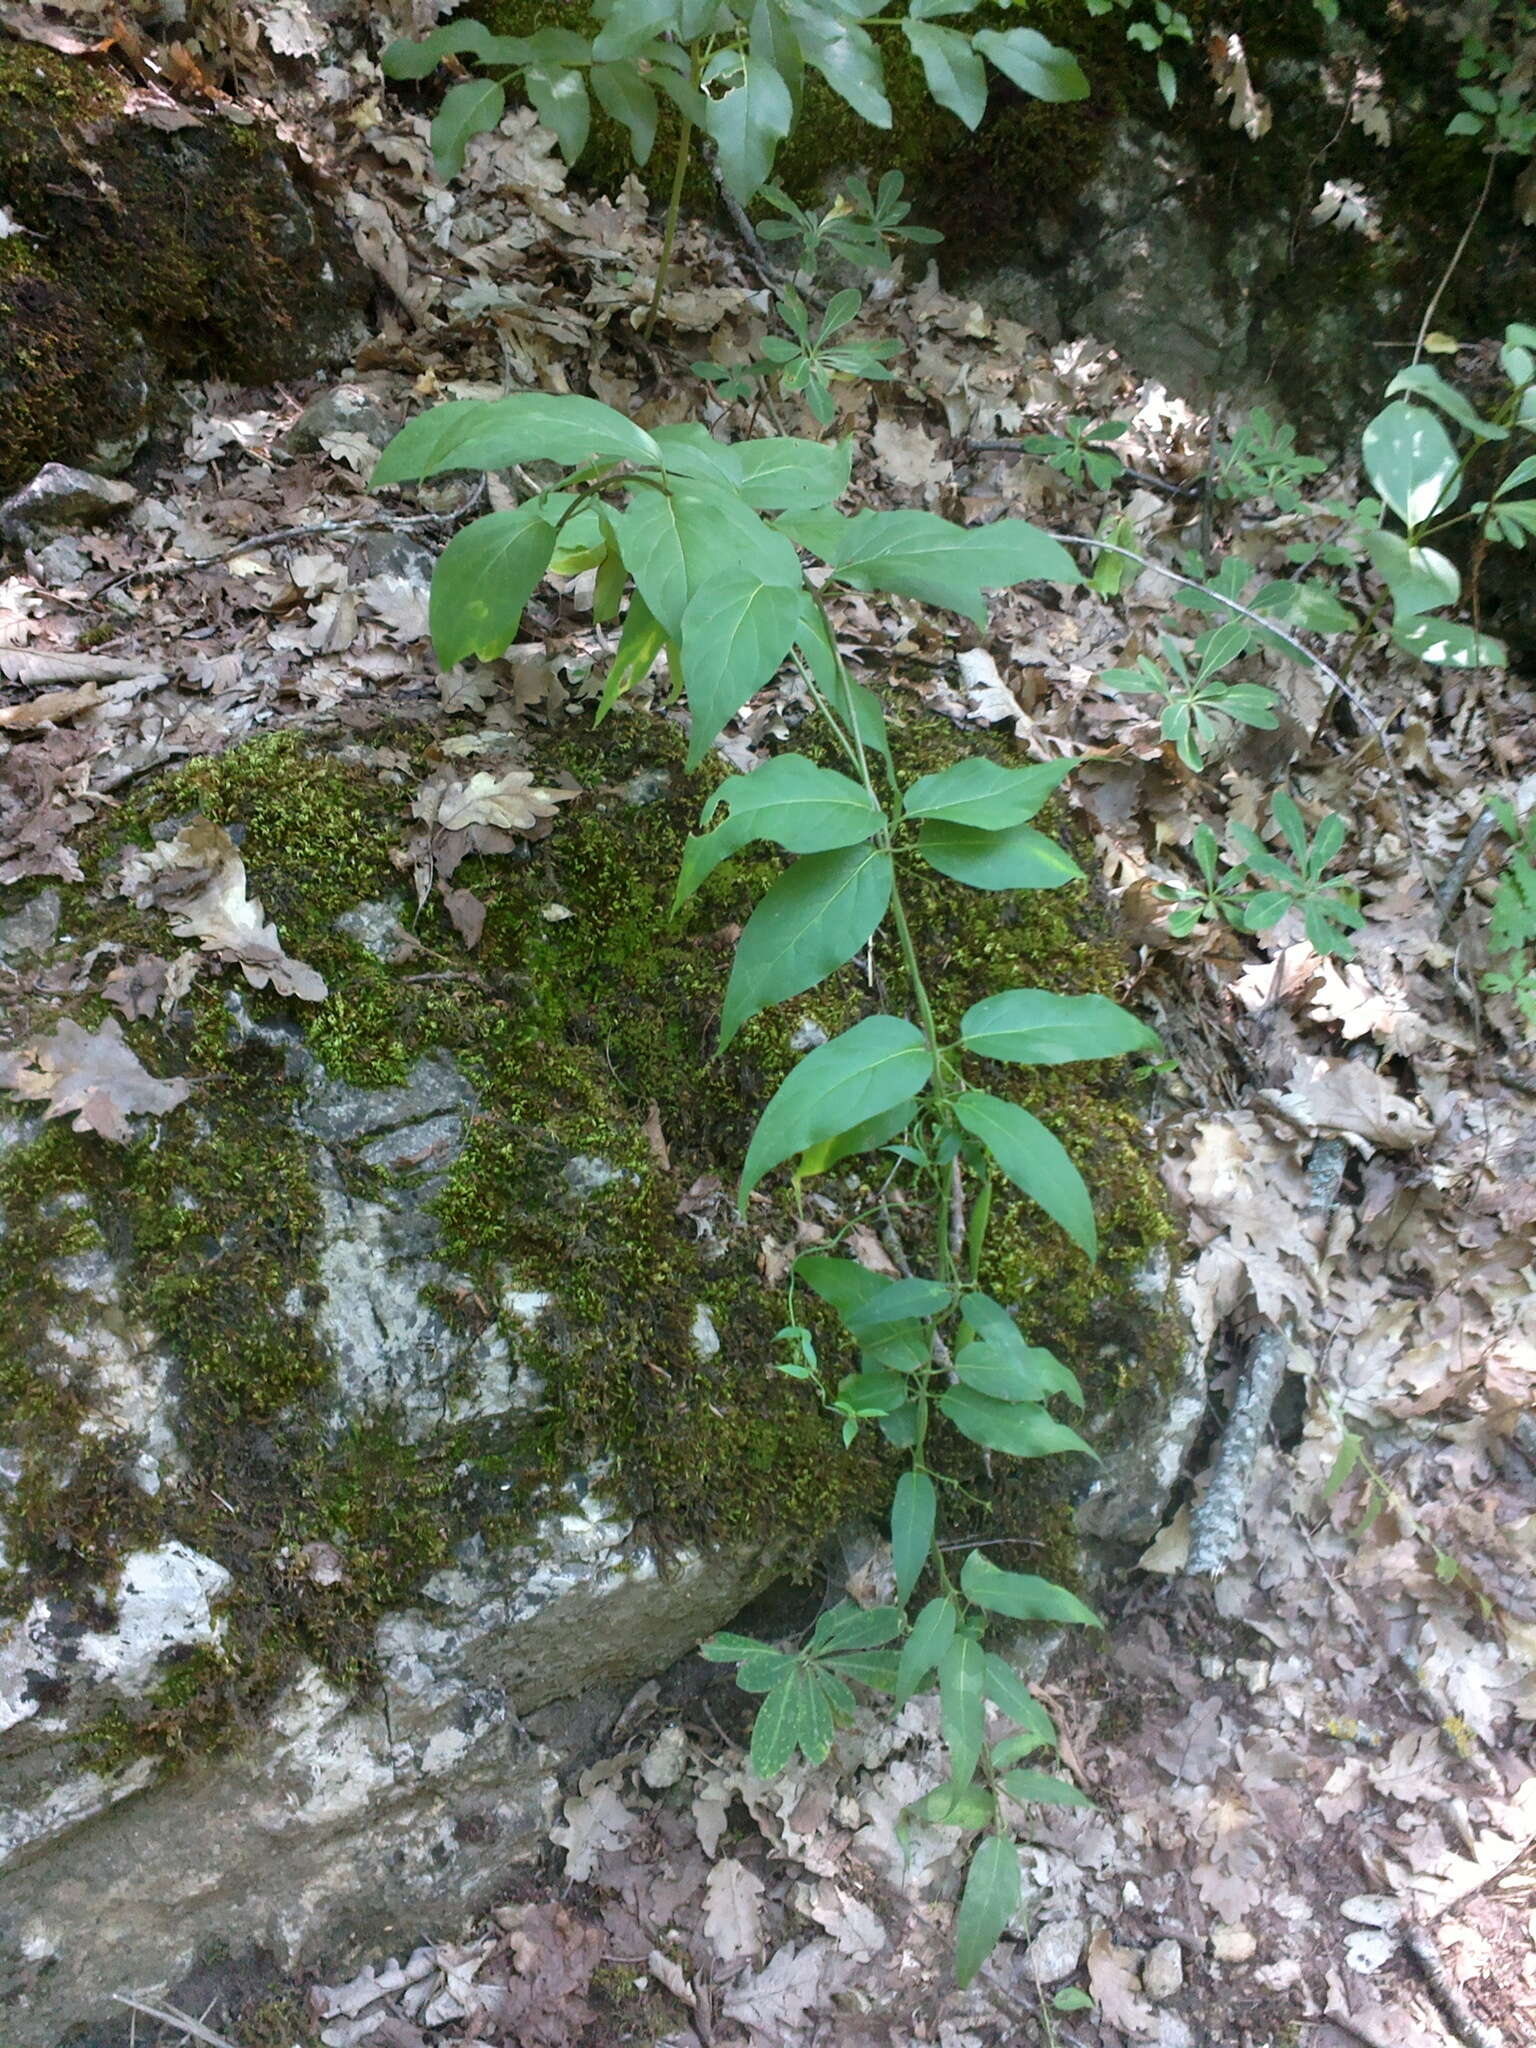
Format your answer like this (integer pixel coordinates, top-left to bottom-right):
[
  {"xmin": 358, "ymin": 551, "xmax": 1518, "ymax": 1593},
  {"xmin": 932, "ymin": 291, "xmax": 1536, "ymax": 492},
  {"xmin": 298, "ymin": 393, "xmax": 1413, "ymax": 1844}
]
[
  {"xmin": 0, "ymin": 39, "xmax": 371, "ymax": 489},
  {"xmin": 0, "ymin": 709, "xmax": 1187, "ymax": 2045}
]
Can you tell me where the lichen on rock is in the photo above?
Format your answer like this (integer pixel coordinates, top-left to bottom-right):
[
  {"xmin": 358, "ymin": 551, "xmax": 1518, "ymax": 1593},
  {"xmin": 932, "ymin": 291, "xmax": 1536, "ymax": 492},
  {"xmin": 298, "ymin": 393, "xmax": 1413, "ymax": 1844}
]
[{"xmin": 0, "ymin": 706, "xmax": 1187, "ymax": 2043}]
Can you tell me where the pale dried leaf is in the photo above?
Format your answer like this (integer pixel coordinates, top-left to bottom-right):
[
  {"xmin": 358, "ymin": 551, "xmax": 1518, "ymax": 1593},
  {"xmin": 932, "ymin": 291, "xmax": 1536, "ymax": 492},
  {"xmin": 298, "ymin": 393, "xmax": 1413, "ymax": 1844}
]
[
  {"xmin": 702, "ymin": 1858, "xmax": 765, "ymax": 1965},
  {"xmin": 0, "ymin": 1016, "xmax": 191, "ymax": 1143}
]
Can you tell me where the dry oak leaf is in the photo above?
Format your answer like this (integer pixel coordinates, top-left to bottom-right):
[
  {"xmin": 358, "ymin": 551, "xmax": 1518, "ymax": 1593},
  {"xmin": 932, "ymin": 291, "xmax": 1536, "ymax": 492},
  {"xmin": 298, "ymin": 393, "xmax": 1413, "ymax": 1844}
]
[
  {"xmin": 702, "ymin": 1857, "xmax": 766, "ymax": 1966},
  {"xmin": 413, "ymin": 765, "xmax": 578, "ymax": 836},
  {"xmin": 119, "ymin": 817, "xmax": 327, "ymax": 1003},
  {"xmin": 0, "ymin": 1016, "xmax": 191, "ymax": 1143}
]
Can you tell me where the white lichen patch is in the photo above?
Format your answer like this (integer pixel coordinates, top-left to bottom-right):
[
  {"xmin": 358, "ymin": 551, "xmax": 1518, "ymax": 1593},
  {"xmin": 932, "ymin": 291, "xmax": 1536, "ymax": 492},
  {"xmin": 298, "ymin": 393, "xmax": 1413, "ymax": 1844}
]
[{"xmin": 76, "ymin": 1541, "xmax": 230, "ymax": 1691}]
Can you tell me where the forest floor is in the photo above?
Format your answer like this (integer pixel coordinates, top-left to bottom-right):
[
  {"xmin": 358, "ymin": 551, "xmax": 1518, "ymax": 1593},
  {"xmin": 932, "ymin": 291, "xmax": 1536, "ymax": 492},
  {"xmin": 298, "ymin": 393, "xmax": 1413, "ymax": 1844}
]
[{"xmin": 3, "ymin": 6, "xmax": 1535, "ymax": 2048}]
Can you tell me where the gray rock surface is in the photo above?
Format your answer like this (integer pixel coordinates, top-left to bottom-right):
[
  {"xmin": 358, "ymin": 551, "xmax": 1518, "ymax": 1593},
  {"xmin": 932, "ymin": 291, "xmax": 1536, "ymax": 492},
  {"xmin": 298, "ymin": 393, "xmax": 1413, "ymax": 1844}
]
[{"xmin": 0, "ymin": 466, "xmax": 137, "ymax": 541}]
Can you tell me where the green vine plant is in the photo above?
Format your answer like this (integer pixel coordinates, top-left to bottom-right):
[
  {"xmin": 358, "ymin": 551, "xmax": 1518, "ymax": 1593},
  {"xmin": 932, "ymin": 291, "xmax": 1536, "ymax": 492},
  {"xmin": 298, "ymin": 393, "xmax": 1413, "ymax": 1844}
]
[
  {"xmin": 694, "ymin": 175, "xmax": 937, "ymax": 427},
  {"xmin": 380, "ymin": 2, "xmax": 1088, "ymax": 331},
  {"xmin": 370, "ymin": 389, "xmax": 1163, "ymax": 1987},
  {"xmin": 1481, "ymin": 794, "xmax": 1536, "ymax": 1029}
]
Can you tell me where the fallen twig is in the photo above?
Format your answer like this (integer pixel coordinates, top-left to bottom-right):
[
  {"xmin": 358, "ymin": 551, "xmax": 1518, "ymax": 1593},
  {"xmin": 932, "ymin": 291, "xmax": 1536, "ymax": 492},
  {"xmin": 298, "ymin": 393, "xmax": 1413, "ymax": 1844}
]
[
  {"xmin": 1186, "ymin": 1135, "xmax": 1348, "ymax": 1576},
  {"xmin": 112, "ymin": 1992, "xmax": 245, "ymax": 2048},
  {"xmin": 1434, "ymin": 806, "xmax": 1500, "ymax": 923},
  {"xmin": 1404, "ymin": 1924, "xmax": 1505, "ymax": 2048},
  {"xmin": 93, "ymin": 481, "xmax": 486, "ymax": 594}
]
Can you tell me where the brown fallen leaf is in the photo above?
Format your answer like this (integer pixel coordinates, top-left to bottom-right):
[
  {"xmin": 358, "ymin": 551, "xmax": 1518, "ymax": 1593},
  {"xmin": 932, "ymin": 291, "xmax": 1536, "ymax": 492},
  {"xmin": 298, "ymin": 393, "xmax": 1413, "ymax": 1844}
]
[
  {"xmin": 0, "ymin": 1016, "xmax": 191, "ymax": 1143},
  {"xmin": 119, "ymin": 817, "xmax": 327, "ymax": 1003},
  {"xmin": 642, "ymin": 1100, "xmax": 671, "ymax": 1171},
  {"xmin": 0, "ymin": 680, "xmax": 105, "ymax": 728},
  {"xmin": 414, "ymin": 764, "xmax": 578, "ymax": 835}
]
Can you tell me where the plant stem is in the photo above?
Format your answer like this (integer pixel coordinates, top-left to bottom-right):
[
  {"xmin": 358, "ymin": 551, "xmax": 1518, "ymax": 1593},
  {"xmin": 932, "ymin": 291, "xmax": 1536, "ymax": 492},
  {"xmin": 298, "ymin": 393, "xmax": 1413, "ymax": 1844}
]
[
  {"xmin": 643, "ymin": 81, "xmax": 697, "ymax": 341},
  {"xmin": 1413, "ymin": 150, "xmax": 1497, "ymax": 366}
]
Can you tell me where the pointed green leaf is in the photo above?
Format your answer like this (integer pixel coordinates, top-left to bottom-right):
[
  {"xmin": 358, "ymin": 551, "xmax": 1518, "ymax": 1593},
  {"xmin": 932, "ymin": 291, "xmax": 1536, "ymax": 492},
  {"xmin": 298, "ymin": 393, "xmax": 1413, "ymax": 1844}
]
[
  {"xmin": 1362, "ymin": 531, "xmax": 1461, "ymax": 619},
  {"xmin": 591, "ymin": 60, "xmax": 659, "ymax": 164},
  {"xmin": 707, "ymin": 52, "xmax": 794, "ymax": 203},
  {"xmin": 918, "ymin": 820, "xmax": 1082, "ymax": 891},
  {"xmin": 735, "ymin": 1650, "xmax": 801, "ymax": 1691},
  {"xmin": 719, "ymin": 846, "xmax": 893, "ymax": 1049},
  {"xmin": 428, "ymin": 508, "xmax": 556, "ymax": 667},
  {"xmin": 679, "ymin": 573, "xmax": 802, "ymax": 768},
  {"xmin": 972, "ymin": 26, "xmax": 1088, "ymax": 102},
  {"xmin": 793, "ymin": 1256, "xmax": 928, "ymax": 1369},
  {"xmin": 938, "ymin": 1386, "xmax": 1097, "ymax": 1460},
  {"xmin": 1361, "ymin": 400, "xmax": 1459, "ymax": 531},
  {"xmin": 1391, "ymin": 617, "xmax": 1506, "ymax": 667},
  {"xmin": 740, "ymin": 1016, "xmax": 933, "ymax": 1209},
  {"xmin": 953, "ymin": 1338, "xmax": 1079, "ymax": 1405},
  {"xmin": 1000, "ymin": 1768, "xmax": 1095, "ymax": 1810},
  {"xmin": 953, "ymin": 1090, "xmax": 1097, "ymax": 1257},
  {"xmin": 811, "ymin": 1602, "xmax": 903, "ymax": 1652},
  {"xmin": 903, "ymin": 19, "xmax": 988, "ymax": 127},
  {"xmin": 903, "ymin": 756, "xmax": 1076, "ymax": 829},
  {"xmin": 787, "ymin": 6, "xmax": 891, "ymax": 125},
  {"xmin": 523, "ymin": 63, "xmax": 591, "ymax": 163},
  {"xmin": 960, "ymin": 1550, "xmax": 1102, "ymax": 1628},
  {"xmin": 891, "ymin": 1470, "xmax": 936, "ymax": 1606},
  {"xmin": 736, "ymin": 436, "xmax": 852, "ymax": 511},
  {"xmin": 959, "ymin": 989, "xmax": 1160, "ymax": 1065},
  {"xmin": 896, "ymin": 1594, "xmax": 957, "ymax": 1704},
  {"xmin": 795, "ymin": 1098, "xmax": 918, "ymax": 1178},
  {"xmin": 373, "ymin": 394, "xmax": 660, "ymax": 486},
  {"xmin": 959, "ymin": 1294, "xmax": 1083, "ymax": 1405},
  {"xmin": 788, "ymin": 508, "xmax": 1078, "ymax": 622},
  {"xmin": 613, "ymin": 480, "xmax": 801, "ymax": 638},
  {"xmin": 845, "ymin": 1279, "xmax": 951, "ymax": 1334},
  {"xmin": 954, "ymin": 1833, "xmax": 1022, "ymax": 1988},
  {"xmin": 911, "ymin": 1778, "xmax": 996, "ymax": 1827},
  {"xmin": 794, "ymin": 1663, "xmax": 835, "ymax": 1763},
  {"xmin": 593, "ymin": 593, "xmax": 666, "ymax": 723},
  {"xmin": 676, "ymin": 754, "xmax": 882, "ymax": 906},
  {"xmin": 591, "ymin": 0, "xmax": 680, "ymax": 62},
  {"xmin": 938, "ymin": 1632, "xmax": 987, "ymax": 1787},
  {"xmin": 984, "ymin": 1652, "xmax": 1058, "ymax": 1744},
  {"xmin": 431, "ymin": 77, "xmax": 506, "ymax": 179},
  {"xmin": 700, "ymin": 1630, "xmax": 774, "ymax": 1662},
  {"xmin": 382, "ymin": 23, "xmax": 530, "ymax": 77},
  {"xmin": 750, "ymin": 1672, "xmax": 803, "ymax": 1776}
]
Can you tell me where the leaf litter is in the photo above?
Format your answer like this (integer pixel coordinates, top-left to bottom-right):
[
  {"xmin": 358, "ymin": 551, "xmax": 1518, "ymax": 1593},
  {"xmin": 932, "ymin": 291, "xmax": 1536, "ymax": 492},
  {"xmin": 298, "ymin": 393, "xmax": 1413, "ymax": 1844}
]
[{"xmin": 2, "ymin": 3, "xmax": 1533, "ymax": 2044}]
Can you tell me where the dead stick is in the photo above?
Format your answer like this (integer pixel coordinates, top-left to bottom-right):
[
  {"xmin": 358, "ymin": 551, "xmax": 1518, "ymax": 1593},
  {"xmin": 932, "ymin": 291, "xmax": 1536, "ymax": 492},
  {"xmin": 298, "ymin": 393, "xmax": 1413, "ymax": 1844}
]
[{"xmin": 1404, "ymin": 1925, "xmax": 1504, "ymax": 2048}]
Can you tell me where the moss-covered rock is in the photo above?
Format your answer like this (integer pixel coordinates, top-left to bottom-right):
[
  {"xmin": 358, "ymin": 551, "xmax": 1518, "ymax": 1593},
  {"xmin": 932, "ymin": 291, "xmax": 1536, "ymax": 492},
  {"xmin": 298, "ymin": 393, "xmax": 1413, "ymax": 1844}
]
[
  {"xmin": 0, "ymin": 707, "xmax": 1185, "ymax": 2045},
  {"xmin": 0, "ymin": 39, "xmax": 371, "ymax": 488}
]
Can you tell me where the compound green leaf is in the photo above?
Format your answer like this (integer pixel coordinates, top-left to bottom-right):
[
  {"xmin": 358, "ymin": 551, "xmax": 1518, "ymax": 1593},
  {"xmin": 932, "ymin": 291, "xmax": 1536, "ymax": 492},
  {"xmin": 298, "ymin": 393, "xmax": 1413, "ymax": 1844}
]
[
  {"xmin": 903, "ymin": 755, "xmax": 1076, "ymax": 830},
  {"xmin": 938, "ymin": 1385, "xmax": 1097, "ymax": 1460},
  {"xmin": 679, "ymin": 572, "xmax": 802, "ymax": 767},
  {"xmin": 960, "ymin": 1550, "xmax": 1102, "ymax": 1628},
  {"xmin": 953, "ymin": 1090, "xmax": 1097, "ymax": 1257},
  {"xmin": 740, "ymin": 1015, "xmax": 932, "ymax": 1209},
  {"xmin": 918, "ymin": 819, "xmax": 1082, "ymax": 890},
  {"xmin": 676, "ymin": 753, "xmax": 883, "ymax": 906},
  {"xmin": 431, "ymin": 77, "xmax": 506, "ymax": 179},
  {"xmin": 373, "ymin": 393, "xmax": 660, "ymax": 485},
  {"xmin": 903, "ymin": 18, "xmax": 988, "ymax": 127},
  {"xmin": 891, "ymin": 1470, "xmax": 936, "ymax": 1606},
  {"xmin": 972, "ymin": 26, "xmax": 1088, "ymax": 101},
  {"xmin": 1361, "ymin": 400, "xmax": 1459, "ymax": 532},
  {"xmin": 959, "ymin": 989, "xmax": 1160, "ymax": 1065},
  {"xmin": 720, "ymin": 845, "xmax": 892, "ymax": 1048},
  {"xmin": 428, "ymin": 507, "xmax": 556, "ymax": 666},
  {"xmin": 954, "ymin": 1833, "xmax": 1021, "ymax": 1989}
]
